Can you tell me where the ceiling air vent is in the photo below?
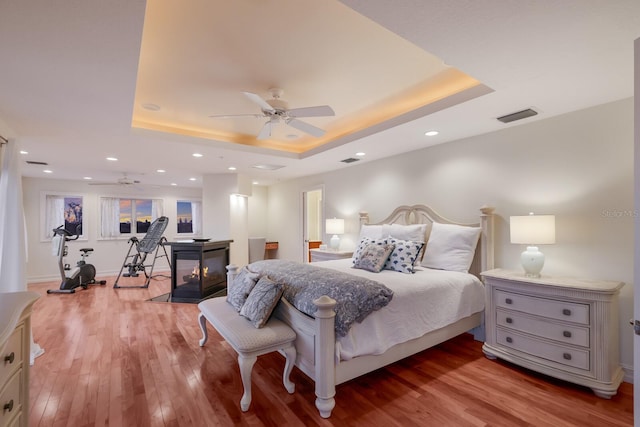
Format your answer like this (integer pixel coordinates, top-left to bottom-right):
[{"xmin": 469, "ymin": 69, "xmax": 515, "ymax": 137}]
[
  {"xmin": 497, "ymin": 108, "xmax": 538, "ymax": 123},
  {"xmin": 340, "ymin": 158, "xmax": 360, "ymax": 164},
  {"xmin": 26, "ymin": 160, "xmax": 49, "ymax": 166},
  {"xmin": 252, "ymin": 164, "xmax": 285, "ymax": 171}
]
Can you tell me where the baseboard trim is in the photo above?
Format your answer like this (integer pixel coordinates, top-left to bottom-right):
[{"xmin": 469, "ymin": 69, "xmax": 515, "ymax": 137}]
[{"xmin": 621, "ymin": 363, "xmax": 633, "ymax": 384}]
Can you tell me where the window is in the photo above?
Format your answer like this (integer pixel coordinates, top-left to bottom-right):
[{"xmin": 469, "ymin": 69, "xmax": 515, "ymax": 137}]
[
  {"xmin": 42, "ymin": 193, "xmax": 85, "ymax": 240},
  {"xmin": 100, "ymin": 197, "xmax": 163, "ymax": 238},
  {"xmin": 177, "ymin": 200, "xmax": 202, "ymax": 235}
]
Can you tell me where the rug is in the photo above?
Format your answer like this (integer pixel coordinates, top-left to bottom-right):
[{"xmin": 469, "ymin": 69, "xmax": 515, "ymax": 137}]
[{"xmin": 147, "ymin": 288, "xmax": 227, "ymax": 304}]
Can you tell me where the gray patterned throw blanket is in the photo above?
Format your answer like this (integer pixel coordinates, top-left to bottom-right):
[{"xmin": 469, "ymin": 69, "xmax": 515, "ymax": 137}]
[{"xmin": 249, "ymin": 259, "xmax": 394, "ymax": 337}]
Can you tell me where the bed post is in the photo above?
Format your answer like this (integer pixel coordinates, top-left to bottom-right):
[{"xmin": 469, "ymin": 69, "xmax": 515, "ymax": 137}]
[
  {"xmin": 313, "ymin": 295, "xmax": 337, "ymax": 419},
  {"xmin": 226, "ymin": 264, "xmax": 239, "ymax": 291},
  {"xmin": 479, "ymin": 206, "xmax": 495, "ymax": 272}
]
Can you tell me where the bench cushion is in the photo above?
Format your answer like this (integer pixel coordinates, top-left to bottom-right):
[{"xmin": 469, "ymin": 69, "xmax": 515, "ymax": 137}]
[{"xmin": 198, "ymin": 297, "xmax": 295, "ymax": 353}]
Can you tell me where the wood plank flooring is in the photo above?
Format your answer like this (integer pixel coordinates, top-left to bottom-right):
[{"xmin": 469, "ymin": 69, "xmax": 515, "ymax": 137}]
[{"xmin": 27, "ymin": 275, "xmax": 633, "ymax": 426}]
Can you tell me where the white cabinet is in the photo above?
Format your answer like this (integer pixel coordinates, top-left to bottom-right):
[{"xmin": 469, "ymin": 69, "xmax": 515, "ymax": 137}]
[
  {"xmin": 481, "ymin": 269, "xmax": 623, "ymax": 398},
  {"xmin": 309, "ymin": 249, "xmax": 353, "ymax": 262},
  {"xmin": 0, "ymin": 292, "xmax": 39, "ymax": 427}
]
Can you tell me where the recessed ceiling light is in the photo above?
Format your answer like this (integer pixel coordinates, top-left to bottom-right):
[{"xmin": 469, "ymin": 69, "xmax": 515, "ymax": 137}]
[
  {"xmin": 228, "ymin": 166, "xmax": 237, "ymax": 171},
  {"xmin": 189, "ymin": 177, "xmax": 197, "ymax": 181},
  {"xmin": 171, "ymin": 183, "xmax": 177, "ymax": 186},
  {"xmin": 20, "ymin": 150, "xmax": 28, "ymax": 155},
  {"xmin": 43, "ymin": 169, "xmax": 52, "ymax": 174},
  {"xmin": 142, "ymin": 103, "xmax": 161, "ymax": 111},
  {"xmin": 83, "ymin": 177, "xmax": 92, "ymax": 180},
  {"xmin": 192, "ymin": 153, "xmax": 203, "ymax": 158},
  {"xmin": 157, "ymin": 169, "xmax": 166, "ymax": 173},
  {"xmin": 355, "ymin": 152, "xmax": 365, "ymax": 156},
  {"xmin": 106, "ymin": 157, "xmax": 118, "ymax": 161},
  {"xmin": 252, "ymin": 181, "xmax": 259, "ymax": 185},
  {"xmin": 425, "ymin": 130, "xmax": 439, "ymax": 136},
  {"xmin": 286, "ymin": 134, "xmax": 298, "ymax": 139}
]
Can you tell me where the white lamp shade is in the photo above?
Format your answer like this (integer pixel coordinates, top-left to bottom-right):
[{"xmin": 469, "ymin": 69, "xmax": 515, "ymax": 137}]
[
  {"xmin": 510, "ymin": 215, "xmax": 556, "ymax": 245},
  {"xmin": 326, "ymin": 218, "xmax": 344, "ymax": 235}
]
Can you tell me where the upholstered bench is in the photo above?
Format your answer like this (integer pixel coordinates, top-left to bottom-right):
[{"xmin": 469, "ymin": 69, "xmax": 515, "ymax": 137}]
[{"xmin": 197, "ymin": 297, "xmax": 297, "ymax": 411}]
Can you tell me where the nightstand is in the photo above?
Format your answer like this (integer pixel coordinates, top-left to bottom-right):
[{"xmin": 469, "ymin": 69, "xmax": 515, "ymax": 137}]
[
  {"xmin": 481, "ymin": 269, "xmax": 624, "ymax": 398},
  {"xmin": 0, "ymin": 291, "xmax": 39, "ymax": 427},
  {"xmin": 309, "ymin": 249, "xmax": 353, "ymax": 262}
]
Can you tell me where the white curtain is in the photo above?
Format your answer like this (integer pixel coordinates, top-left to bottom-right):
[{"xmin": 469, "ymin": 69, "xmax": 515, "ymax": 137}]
[
  {"xmin": 191, "ymin": 201, "xmax": 202, "ymax": 236},
  {"xmin": 151, "ymin": 199, "xmax": 164, "ymax": 220},
  {"xmin": 0, "ymin": 140, "xmax": 44, "ymax": 363},
  {"xmin": 44, "ymin": 195, "xmax": 65, "ymax": 239},
  {"xmin": 100, "ymin": 197, "xmax": 120, "ymax": 238}
]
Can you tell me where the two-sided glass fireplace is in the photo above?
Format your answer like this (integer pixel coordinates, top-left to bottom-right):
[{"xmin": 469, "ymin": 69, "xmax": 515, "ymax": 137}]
[{"xmin": 167, "ymin": 240, "xmax": 232, "ymax": 303}]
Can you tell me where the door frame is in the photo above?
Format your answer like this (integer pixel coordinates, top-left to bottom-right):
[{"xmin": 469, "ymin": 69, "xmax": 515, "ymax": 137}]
[{"xmin": 301, "ymin": 185, "xmax": 324, "ymax": 263}]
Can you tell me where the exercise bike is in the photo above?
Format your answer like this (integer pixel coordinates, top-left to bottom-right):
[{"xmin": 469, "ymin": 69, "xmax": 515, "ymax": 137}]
[{"xmin": 47, "ymin": 225, "xmax": 106, "ymax": 294}]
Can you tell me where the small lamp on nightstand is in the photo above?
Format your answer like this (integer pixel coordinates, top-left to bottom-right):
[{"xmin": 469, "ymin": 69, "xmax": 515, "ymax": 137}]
[
  {"xmin": 510, "ymin": 213, "xmax": 555, "ymax": 278},
  {"xmin": 326, "ymin": 218, "xmax": 344, "ymax": 251}
]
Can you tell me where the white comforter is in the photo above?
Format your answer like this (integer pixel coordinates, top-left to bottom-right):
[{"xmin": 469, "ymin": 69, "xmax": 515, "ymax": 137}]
[{"xmin": 314, "ymin": 258, "xmax": 485, "ymax": 360}]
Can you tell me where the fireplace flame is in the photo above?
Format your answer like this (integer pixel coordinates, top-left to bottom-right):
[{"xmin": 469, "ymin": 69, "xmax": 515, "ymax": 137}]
[{"xmin": 191, "ymin": 264, "xmax": 208, "ymax": 278}]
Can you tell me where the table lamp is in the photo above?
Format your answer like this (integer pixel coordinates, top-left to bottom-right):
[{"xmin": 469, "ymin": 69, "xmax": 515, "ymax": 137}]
[
  {"xmin": 510, "ymin": 213, "xmax": 555, "ymax": 278},
  {"xmin": 326, "ymin": 218, "xmax": 344, "ymax": 251}
]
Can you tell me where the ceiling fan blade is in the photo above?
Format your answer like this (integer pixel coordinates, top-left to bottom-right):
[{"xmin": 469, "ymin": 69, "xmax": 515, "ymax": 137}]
[
  {"xmin": 287, "ymin": 105, "xmax": 335, "ymax": 118},
  {"xmin": 243, "ymin": 92, "xmax": 275, "ymax": 113},
  {"xmin": 257, "ymin": 121, "xmax": 272, "ymax": 140},
  {"xmin": 209, "ymin": 113, "xmax": 264, "ymax": 119},
  {"xmin": 286, "ymin": 118, "xmax": 326, "ymax": 137}
]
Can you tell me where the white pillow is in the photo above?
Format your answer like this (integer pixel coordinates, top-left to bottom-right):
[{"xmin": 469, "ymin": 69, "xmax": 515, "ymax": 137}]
[
  {"xmin": 359, "ymin": 224, "xmax": 383, "ymax": 240},
  {"xmin": 382, "ymin": 223, "xmax": 427, "ymax": 243},
  {"xmin": 421, "ymin": 223, "xmax": 481, "ymax": 273}
]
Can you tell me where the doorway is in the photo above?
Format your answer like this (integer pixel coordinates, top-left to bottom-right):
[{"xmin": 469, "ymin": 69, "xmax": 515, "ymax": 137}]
[{"xmin": 302, "ymin": 186, "xmax": 323, "ymax": 263}]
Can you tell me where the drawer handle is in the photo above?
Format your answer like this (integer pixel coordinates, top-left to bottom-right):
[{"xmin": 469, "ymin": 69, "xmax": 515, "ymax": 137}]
[
  {"xmin": 506, "ymin": 336, "xmax": 513, "ymax": 343},
  {"xmin": 3, "ymin": 399, "xmax": 13, "ymax": 414},
  {"xmin": 562, "ymin": 308, "xmax": 572, "ymax": 316},
  {"xmin": 563, "ymin": 331, "xmax": 572, "ymax": 338},
  {"xmin": 505, "ymin": 298, "xmax": 513, "ymax": 305},
  {"xmin": 505, "ymin": 317, "xmax": 513, "ymax": 324},
  {"xmin": 563, "ymin": 353, "xmax": 572, "ymax": 360},
  {"xmin": 4, "ymin": 352, "xmax": 14, "ymax": 364}
]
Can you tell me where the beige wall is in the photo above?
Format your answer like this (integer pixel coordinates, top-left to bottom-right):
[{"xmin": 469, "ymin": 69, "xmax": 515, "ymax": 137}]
[
  {"xmin": 22, "ymin": 177, "xmax": 201, "ymax": 281},
  {"xmin": 266, "ymin": 98, "xmax": 635, "ymax": 372}
]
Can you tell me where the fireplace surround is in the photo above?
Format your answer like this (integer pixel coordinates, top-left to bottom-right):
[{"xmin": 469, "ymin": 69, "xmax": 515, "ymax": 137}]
[{"xmin": 166, "ymin": 240, "xmax": 232, "ymax": 303}]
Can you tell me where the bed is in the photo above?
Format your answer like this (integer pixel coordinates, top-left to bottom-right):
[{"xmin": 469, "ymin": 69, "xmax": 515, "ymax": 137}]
[{"xmin": 228, "ymin": 204, "xmax": 495, "ymax": 418}]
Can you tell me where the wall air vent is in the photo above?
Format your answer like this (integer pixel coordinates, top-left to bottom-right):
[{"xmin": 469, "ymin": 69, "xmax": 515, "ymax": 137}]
[
  {"xmin": 497, "ymin": 108, "xmax": 538, "ymax": 123},
  {"xmin": 340, "ymin": 158, "xmax": 360, "ymax": 164},
  {"xmin": 26, "ymin": 160, "xmax": 49, "ymax": 166}
]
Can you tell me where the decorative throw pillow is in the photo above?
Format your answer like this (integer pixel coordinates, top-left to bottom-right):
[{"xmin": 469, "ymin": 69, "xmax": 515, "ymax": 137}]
[
  {"xmin": 383, "ymin": 238, "xmax": 425, "ymax": 274},
  {"xmin": 239, "ymin": 276, "xmax": 285, "ymax": 328},
  {"xmin": 421, "ymin": 222, "xmax": 481, "ymax": 273},
  {"xmin": 353, "ymin": 242, "xmax": 395, "ymax": 273},
  {"xmin": 226, "ymin": 266, "xmax": 260, "ymax": 311},
  {"xmin": 352, "ymin": 237, "xmax": 388, "ymax": 265}
]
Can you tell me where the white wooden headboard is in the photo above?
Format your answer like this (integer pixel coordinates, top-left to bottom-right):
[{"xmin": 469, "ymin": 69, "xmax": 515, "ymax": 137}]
[{"xmin": 359, "ymin": 204, "xmax": 495, "ymax": 278}]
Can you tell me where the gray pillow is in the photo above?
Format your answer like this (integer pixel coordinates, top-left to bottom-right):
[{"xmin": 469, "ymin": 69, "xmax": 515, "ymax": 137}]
[
  {"xmin": 226, "ymin": 266, "xmax": 260, "ymax": 311},
  {"xmin": 239, "ymin": 276, "xmax": 285, "ymax": 328},
  {"xmin": 353, "ymin": 242, "xmax": 395, "ymax": 273}
]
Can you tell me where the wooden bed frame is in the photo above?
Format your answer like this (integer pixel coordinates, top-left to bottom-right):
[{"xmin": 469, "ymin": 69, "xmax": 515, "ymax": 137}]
[{"xmin": 228, "ymin": 204, "xmax": 495, "ymax": 418}]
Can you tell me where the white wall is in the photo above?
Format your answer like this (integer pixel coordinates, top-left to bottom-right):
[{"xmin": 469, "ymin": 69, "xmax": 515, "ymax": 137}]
[
  {"xmin": 266, "ymin": 98, "xmax": 635, "ymax": 371},
  {"xmin": 248, "ymin": 185, "xmax": 269, "ymax": 238},
  {"xmin": 23, "ymin": 177, "xmax": 201, "ymax": 281}
]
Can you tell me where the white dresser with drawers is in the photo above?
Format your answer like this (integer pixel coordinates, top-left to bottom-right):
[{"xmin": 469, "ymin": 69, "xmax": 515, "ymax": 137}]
[
  {"xmin": 481, "ymin": 269, "xmax": 623, "ymax": 398},
  {"xmin": 0, "ymin": 292, "xmax": 39, "ymax": 427}
]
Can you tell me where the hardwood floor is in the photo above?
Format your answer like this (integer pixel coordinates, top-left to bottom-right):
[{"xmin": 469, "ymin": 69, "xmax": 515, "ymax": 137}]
[{"xmin": 27, "ymin": 275, "xmax": 633, "ymax": 426}]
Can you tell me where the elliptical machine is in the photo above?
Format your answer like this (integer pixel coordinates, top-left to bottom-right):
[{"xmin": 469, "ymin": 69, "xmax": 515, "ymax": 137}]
[{"xmin": 47, "ymin": 224, "xmax": 106, "ymax": 294}]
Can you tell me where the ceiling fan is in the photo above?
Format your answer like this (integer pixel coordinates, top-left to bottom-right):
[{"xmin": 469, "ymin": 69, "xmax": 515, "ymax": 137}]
[
  {"xmin": 209, "ymin": 88, "xmax": 335, "ymax": 139},
  {"xmin": 89, "ymin": 173, "xmax": 141, "ymax": 186}
]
